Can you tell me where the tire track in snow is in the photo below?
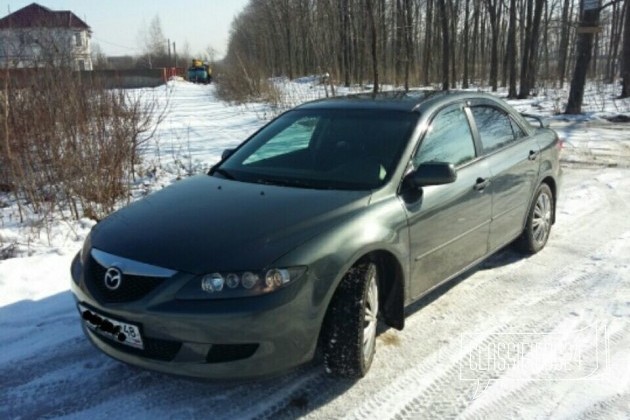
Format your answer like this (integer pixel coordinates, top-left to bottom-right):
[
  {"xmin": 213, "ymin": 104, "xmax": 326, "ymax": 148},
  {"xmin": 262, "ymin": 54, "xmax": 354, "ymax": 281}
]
[
  {"xmin": 455, "ymin": 234, "xmax": 630, "ymax": 420},
  {"xmin": 343, "ymin": 262, "xmax": 620, "ymax": 419},
  {"xmin": 48, "ymin": 366, "xmax": 328, "ymax": 420}
]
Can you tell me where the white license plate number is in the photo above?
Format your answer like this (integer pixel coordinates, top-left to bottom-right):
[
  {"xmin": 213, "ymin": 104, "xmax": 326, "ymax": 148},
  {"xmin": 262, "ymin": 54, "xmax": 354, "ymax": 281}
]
[{"xmin": 78, "ymin": 304, "xmax": 144, "ymax": 350}]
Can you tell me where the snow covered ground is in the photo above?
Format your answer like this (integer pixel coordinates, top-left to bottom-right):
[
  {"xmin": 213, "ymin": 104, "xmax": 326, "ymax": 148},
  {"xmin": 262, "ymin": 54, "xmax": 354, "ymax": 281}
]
[{"xmin": 1, "ymin": 81, "xmax": 629, "ymax": 419}]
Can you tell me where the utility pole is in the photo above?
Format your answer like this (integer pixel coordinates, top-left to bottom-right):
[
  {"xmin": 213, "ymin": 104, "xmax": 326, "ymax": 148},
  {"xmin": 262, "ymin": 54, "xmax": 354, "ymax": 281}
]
[{"xmin": 168, "ymin": 38, "xmax": 172, "ymax": 66}]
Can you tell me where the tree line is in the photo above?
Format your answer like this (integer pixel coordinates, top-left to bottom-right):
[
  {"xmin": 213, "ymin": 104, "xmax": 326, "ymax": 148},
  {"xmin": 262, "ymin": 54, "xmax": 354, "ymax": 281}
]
[{"xmin": 222, "ymin": 0, "xmax": 630, "ymax": 111}]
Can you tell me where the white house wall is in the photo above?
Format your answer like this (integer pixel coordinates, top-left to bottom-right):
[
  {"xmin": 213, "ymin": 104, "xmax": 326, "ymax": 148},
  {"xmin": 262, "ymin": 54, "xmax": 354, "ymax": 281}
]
[{"xmin": 0, "ymin": 27, "xmax": 92, "ymax": 70}]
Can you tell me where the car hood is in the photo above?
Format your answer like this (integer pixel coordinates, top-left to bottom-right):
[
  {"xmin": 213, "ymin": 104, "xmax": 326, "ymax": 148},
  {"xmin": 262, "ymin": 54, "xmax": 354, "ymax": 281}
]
[{"xmin": 91, "ymin": 175, "xmax": 371, "ymax": 274}]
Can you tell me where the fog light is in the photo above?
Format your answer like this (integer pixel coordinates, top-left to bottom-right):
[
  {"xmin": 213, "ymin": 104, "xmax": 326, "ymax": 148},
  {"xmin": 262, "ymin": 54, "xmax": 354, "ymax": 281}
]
[
  {"xmin": 202, "ymin": 273, "xmax": 224, "ymax": 293},
  {"xmin": 241, "ymin": 272, "xmax": 259, "ymax": 289}
]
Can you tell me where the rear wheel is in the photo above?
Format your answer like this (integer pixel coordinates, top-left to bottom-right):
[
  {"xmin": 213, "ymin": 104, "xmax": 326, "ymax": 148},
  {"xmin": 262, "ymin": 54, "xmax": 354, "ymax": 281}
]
[
  {"xmin": 322, "ymin": 262, "xmax": 379, "ymax": 378},
  {"xmin": 515, "ymin": 183, "xmax": 554, "ymax": 254}
]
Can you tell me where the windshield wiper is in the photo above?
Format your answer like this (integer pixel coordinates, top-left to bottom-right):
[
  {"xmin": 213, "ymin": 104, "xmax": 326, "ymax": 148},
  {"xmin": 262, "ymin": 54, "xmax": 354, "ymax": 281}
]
[{"xmin": 255, "ymin": 177, "xmax": 321, "ymax": 189}]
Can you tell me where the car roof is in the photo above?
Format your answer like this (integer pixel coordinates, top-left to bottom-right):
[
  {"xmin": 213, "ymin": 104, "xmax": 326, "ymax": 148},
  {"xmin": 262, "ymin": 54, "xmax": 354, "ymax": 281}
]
[{"xmin": 295, "ymin": 90, "xmax": 501, "ymax": 113}]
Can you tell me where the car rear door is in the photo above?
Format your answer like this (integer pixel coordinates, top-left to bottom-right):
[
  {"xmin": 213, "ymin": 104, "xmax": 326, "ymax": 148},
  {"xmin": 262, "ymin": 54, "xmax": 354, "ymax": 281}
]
[
  {"xmin": 402, "ymin": 103, "xmax": 492, "ymax": 300},
  {"xmin": 467, "ymin": 102, "xmax": 541, "ymax": 251}
]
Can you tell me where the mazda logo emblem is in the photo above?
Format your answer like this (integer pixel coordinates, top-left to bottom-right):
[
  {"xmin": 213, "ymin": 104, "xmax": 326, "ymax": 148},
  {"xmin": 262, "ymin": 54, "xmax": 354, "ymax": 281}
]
[{"xmin": 104, "ymin": 267, "xmax": 123, "ymax": 290}]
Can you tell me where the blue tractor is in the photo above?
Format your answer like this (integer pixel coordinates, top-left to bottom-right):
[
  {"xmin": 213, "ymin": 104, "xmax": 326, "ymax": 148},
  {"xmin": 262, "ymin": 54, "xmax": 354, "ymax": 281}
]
[{"xmin": 187, "ymin": 59, "xmax": 212, "ymax": 84}]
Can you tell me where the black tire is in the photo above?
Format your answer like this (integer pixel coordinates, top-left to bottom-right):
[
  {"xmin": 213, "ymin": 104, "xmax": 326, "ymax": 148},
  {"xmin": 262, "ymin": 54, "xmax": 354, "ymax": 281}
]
[
  {"xmin": 515, "ymin": 183, "xmax": 554, "ymax": 254},
  {"xmin": 321, "ymin": 261, "xmax": 379, "ymax": 378}
]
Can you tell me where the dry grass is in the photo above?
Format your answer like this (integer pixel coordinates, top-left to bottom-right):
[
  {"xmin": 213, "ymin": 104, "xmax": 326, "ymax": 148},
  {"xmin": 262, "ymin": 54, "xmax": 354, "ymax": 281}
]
[{"xmin": 214, "ymin": 58, "xmax": 282, "ymax": 106}]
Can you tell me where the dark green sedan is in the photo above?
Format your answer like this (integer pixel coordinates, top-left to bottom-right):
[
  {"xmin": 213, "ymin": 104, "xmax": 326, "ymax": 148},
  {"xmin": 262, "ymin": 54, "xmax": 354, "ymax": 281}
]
[{"xmin": 70, "ymin": 91, "xmax": 561, "ymax": 379}]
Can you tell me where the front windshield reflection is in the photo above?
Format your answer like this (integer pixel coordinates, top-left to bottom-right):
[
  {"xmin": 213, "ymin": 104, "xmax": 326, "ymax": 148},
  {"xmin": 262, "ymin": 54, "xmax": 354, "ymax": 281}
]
[{"xmin": 217, "ymin": 109, "xmax": 418, "ymax": 190}]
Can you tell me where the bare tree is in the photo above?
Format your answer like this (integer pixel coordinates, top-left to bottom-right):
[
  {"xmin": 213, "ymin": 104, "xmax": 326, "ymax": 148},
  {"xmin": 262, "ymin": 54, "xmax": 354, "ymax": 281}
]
[
  {"xmin": 214, "ymin": 0, "xmax": 622, "ymax": 102},
  {"xmin": 603, "ymin": 0, "xmax": 624, "ymax": 83},
  {"xmin": 91, "ymin": 42, "xmax": 109, "ymax": 69},
  {"xmin": 139, "ymin": 15, "xmax": 168, "ymax": 68},
  {"xmin": 485, "ymin": 0, "xmax": 501, "ymax": 91},
  {"xmin": 566, "ymin": 1, "xmax": 622, "ymax": 113},
  {"xmin": 557, "ymin": 0, "xmax": 573, "ymax": 87},
  {"xmin": 506, "ymin": 0, "xmax": 517, "ymax": 98},
  {"xmin": 423, "ymin": 0, "xmax": 434, "ymax": 86},
  {"xmin": 621, "ymin": 0, "xmax": 630, "ymax": 97},
  {"xmin": 438, "ymin": 0, "xmax": 450, "ymax": 90},
  {"xmin": 518, "ymin": 0, "xmax": 545, "ymax": 98},
  {"xmin": 462, "ymin": 0, "xmax": 471, "ymax": 88},
  {"xmin": 366, "ymin": 0, "xmax": 379, "ymax": 93},
  {"xmin": 340, "ymin": 0, "xmax": 351, "ymax": 86}
]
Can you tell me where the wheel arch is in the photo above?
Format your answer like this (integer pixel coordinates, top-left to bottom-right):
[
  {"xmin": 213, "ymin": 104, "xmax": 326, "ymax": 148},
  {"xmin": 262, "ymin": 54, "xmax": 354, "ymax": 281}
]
[
  {"xmin": 540, "ymin": 176, "xmax": 557, "ymax": 224},
  {"xmin": 336, "ymin": 250, "xmax": 406, "ymax": 331},
  {"xmin": 316, "ymin": 248, "xmax": 406, "ymax": 375},
  {"xmin": 366, "ymin": 250, "xmax": 405, "ymax": 330}
]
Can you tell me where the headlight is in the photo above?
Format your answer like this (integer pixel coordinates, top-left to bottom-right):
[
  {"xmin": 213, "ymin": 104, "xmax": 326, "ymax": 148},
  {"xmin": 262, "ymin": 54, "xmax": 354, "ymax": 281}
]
[{"xmin": 176, "ymin": 267, "xmax": 306, "ymax": 300}]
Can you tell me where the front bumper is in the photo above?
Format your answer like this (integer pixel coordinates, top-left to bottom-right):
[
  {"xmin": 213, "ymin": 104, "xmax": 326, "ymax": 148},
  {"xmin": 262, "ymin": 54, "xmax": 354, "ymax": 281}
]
[{"xmin": 70, "ymin": 253, "xmax": 323, "ymax": 380}]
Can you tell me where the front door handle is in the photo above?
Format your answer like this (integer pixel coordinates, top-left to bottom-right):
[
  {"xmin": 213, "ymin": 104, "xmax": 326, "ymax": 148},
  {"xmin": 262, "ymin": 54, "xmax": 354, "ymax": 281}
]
[
  {"xmin": 474, "ymin": 177, "xmax": 490, "ymax": 191},
  {"xmin": 528, "ymin": 150, "xmax": 539, "ymax": 160}
]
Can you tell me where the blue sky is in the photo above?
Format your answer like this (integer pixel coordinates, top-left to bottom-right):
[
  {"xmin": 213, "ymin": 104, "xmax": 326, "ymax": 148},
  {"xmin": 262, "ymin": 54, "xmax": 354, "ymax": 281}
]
[{"xmin": 2, "ymin": 0, "xmax": 250, "ymax": 58}]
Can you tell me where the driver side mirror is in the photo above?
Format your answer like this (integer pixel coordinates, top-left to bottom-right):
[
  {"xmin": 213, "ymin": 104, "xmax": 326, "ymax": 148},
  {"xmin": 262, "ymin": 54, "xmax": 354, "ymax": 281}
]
[{"xmin": 404, "ymin": 162, "xmax": 457, "ymax": 189}]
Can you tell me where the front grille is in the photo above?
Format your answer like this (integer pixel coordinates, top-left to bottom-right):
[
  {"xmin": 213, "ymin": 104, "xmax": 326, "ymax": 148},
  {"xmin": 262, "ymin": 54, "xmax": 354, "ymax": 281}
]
[
  {"xmin": 92, "ymin": 331, "xmax": 182, "ymax": 361},
  {"xmin": 206, "ymin": 343, "xmax": 259, "ymax": 363},
  {"xmin": 86, "ymin": 256, "xmax": 165, "ymax": 303}
]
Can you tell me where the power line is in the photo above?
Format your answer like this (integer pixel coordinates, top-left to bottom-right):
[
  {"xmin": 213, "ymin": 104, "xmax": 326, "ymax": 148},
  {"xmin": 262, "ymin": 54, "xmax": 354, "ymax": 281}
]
[{"xmin": 92, "ymin": 36, "xmax": 139, "ymax": 53}]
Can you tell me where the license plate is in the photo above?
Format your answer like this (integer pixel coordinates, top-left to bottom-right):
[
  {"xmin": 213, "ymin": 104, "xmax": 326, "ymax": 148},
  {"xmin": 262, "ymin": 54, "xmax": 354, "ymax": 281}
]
[{"xmin": 78, "ymin": 304, "xmax": 144, "ymax": 350}]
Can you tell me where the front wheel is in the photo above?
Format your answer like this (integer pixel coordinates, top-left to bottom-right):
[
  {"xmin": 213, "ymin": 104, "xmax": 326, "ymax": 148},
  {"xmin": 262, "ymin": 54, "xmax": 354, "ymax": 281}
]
[
  {"xmin": 515, "ymin": 183, "xmax": 554, "ymax": 254},
  {"xmin": 322, "ymin": 262, "xmax": 379, "ymax": 378}
]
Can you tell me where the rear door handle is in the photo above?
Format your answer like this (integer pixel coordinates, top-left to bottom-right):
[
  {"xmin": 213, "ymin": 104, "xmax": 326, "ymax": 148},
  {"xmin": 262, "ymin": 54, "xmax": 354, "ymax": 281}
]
[
  {"xmin": 528, "ymin": 150, "xmax": 539, "ymax": 160},
  {"xmin": 474, "ymin": 177, "xmax": 490, "ymax": 191}
]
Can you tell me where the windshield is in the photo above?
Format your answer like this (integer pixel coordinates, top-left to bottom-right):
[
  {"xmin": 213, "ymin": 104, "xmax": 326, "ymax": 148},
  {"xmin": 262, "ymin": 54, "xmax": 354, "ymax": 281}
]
[{"xmin": 215, "ymin": 109, "xmax": 418, "ymax": 190}]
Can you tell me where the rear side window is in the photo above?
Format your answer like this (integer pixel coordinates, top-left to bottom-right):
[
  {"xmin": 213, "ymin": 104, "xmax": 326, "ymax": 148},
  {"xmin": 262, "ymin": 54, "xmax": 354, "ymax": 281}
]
[
  {"xmin": 471, "ymin": 106, "xmax": 516, "ymax": 154},
  {"xmin": 414, "ymin": 106, "xmax": 476, "ymax": 167},
  {"xmin": 510, "ymin": 116, "xmax": 527, "ymax": 139}
]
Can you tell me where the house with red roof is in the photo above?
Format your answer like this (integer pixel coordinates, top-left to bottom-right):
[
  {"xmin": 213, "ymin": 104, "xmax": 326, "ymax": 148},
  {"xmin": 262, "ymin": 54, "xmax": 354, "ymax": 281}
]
[{"xmin": 0, "ymin": 3, "xmax": 93, "ymax": 70}]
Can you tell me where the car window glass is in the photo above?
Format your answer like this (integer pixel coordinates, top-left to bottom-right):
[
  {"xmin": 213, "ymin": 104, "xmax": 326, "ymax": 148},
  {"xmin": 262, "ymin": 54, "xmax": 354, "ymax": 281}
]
[
  {"xmin": 510, "ymin": 116, "xmax": 527, "ymax": 139},
  {"xmin": 414, "ymin": 107, "xmax": 476, "ymax": 167},
  {"xmin": 471, "ymin": 106, "xmax": 516, "ymax": 153},
  {"xmin": 244, "ymin": 116, "xmax": 317, "ymax": 164},
  {"xmin": 221, "ymin": 109, "xmax": 418, "ymax": 190}
]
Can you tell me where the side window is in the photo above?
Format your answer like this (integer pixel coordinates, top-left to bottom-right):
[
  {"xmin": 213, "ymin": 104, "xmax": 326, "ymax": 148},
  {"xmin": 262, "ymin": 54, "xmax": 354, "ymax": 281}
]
[
  {"xmin": 413, "ymin": 106, "xmax": 476, "ymax": 167},
  {"xmin": 510, "ymin": 116, "xmax": 527, "ymax": 139},
  {"xmin": 243, "ymin": 116, "xmax": 317, "ymax": 164},
  {"xmin": 471, "ymin": 106, "xmax": 516, "ymax": 154}
]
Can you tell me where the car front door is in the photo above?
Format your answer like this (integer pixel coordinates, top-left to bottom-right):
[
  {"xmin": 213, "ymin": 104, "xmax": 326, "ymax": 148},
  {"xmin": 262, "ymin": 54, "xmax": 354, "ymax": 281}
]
[{"xmin": 402, "ymin": 103, "xmax": 492, "ymax": 300}]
